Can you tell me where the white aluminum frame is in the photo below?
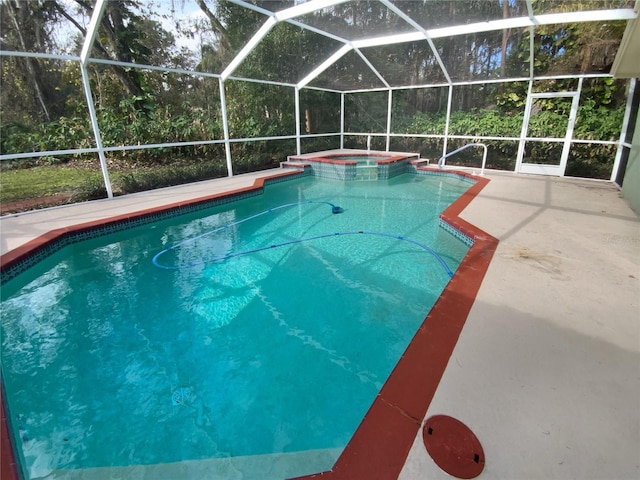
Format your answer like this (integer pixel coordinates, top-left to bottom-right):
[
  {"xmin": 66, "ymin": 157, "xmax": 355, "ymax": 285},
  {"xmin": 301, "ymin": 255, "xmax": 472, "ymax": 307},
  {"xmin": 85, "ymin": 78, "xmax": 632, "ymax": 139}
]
[
  {"xmin": 612, "ymin": 78, "xmax": 638, "ymax": 182},
  {"xmin": 516, "ymin": 85, "xmax": 582, "ymax": 176},
  {"xmin": 0, "ymin": 0, "xmax": 637, "ymax": 198},
  {"xmin": 80, "ymin": 0, "xmax": 112, "ymax": 198}
]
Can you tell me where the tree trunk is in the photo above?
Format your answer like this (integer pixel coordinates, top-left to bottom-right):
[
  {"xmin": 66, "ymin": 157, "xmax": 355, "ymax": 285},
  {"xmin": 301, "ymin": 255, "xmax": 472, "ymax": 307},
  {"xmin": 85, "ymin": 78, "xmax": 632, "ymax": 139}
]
[
  {"xmin": 97, "ymin": 1, "xmax": 145, "ymax": 98},
  {"xmin": 5, "ymin": 0, "xmax": 52, "ymax": 121},
  {"xmin": 194, "ymin": 0, "xmax": 231, "ymax": 57},
  {"xmin": 500, "ymin": 0, "xmax": 511, "ymax": 79}
]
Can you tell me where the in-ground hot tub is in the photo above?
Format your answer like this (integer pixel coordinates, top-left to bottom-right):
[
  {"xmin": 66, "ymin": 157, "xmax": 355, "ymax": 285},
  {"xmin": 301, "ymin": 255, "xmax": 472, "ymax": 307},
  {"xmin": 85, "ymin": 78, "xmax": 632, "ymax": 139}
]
[{"xmin": 284, "ymin": 150, "xmax": 421, "ymax": 180}]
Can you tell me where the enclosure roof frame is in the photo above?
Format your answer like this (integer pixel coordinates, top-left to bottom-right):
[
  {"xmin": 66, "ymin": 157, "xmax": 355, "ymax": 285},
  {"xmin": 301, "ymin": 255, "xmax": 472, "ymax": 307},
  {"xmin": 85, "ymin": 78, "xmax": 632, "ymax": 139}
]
[{"xmin": 218, "ymin": 0, "xmax": 637, "ymax": 92}]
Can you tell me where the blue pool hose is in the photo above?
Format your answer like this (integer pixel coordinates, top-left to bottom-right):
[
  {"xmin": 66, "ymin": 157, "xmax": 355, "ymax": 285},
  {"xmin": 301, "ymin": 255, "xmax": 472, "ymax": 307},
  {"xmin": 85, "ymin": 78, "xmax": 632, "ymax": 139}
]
[{"xmin": 152, "ymin": 201, "xmax": 454, "ymax": 277}]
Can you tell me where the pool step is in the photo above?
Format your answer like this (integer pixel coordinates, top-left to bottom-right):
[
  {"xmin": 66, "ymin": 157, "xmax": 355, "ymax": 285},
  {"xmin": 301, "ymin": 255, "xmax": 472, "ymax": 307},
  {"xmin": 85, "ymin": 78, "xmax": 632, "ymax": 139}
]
[{"xmin": 45, "ymin": 448, "xmax": 343, "ymax": 480}]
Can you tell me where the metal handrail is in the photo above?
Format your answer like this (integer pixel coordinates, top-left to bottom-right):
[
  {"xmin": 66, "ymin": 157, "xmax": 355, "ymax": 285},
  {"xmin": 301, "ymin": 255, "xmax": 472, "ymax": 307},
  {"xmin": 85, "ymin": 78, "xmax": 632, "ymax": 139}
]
[{"xmin": 437, "ymin": 142, "xmax": 487, "ymax": 176}]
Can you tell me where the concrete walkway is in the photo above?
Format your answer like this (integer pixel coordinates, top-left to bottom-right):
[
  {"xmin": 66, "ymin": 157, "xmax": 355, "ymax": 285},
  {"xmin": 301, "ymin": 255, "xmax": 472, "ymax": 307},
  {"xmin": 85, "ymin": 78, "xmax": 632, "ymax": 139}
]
[
  {"xmin": 1, "ymin": 169, "xmax": 639, "ymax": 479},
  {"xmin": 401, "ymin": 172, "xmax": 640, "ymax": 479}
]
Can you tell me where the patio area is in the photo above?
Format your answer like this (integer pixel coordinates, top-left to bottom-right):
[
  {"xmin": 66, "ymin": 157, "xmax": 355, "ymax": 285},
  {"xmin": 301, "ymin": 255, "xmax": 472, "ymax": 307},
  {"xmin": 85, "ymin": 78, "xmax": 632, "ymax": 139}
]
[
  {"xmin": 1, "ymin": 168, "xmax": 639, "ymax": 479},
  {"xmin": 400, "ymin": 171, "xmax": 640, "ymax": 479}
]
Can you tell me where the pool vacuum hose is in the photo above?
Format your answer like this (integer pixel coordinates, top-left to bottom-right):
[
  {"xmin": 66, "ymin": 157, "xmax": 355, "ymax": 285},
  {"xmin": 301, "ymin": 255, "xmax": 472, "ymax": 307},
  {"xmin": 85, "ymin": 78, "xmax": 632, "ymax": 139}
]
[{"xmin": 152, "ymin": 201, "xmax": 453, "ymax": 276}]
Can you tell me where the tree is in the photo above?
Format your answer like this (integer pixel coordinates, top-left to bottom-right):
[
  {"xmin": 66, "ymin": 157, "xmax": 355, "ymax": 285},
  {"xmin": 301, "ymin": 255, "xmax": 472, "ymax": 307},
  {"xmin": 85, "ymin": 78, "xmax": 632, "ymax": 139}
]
[{"xmin": 1, "ymin": 1, "xmax": 68, "ymax": 121}]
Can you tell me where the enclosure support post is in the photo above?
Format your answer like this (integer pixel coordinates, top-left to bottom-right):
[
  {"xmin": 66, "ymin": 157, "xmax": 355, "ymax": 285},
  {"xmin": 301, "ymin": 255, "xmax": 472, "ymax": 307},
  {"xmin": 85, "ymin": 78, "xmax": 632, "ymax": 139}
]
[
  {"xmin": 516, "ymin": 79, "xmax": 534, "ymax": 171},
  {"xmin": 386, "ymin": 89, "xmax": 393, "ymax": 151},
  {"xmin": 295, "ymin": 87, "xmax": 301, "ymax": 155},
  {"xmin": 80, "ymin": 65, "xmax": 112, "ymax": 199},
  {"xmin": 80, "ymin": 0, "xmax": 112, "ymax": 198},
  {"xmin": 443, "ymin": 84, "xmax": 453, "ymax": 158},
  {"xmin": 219, "ymin": 78, "xmax": 233, "ymax": 177},
  {"xmin": 516, "ymin": 25, "xmax": 536, "ymax": 173},
  {"xmin": 562, "ymin": 79, "xmax": 582, "ymax": 177},
  {"xmin": 340, "ymin": 93, "xmax": 345, "ymax": 149},
  {"xmin": 612, "ymin": 78, "xmax": 636, "ymax": 183}
]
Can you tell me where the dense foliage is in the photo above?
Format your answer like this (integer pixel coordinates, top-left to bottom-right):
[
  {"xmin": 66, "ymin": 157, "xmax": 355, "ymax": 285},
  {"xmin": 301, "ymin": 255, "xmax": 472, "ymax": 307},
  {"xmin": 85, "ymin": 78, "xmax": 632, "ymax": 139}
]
[{"xmin": 0, "ymin": 0, "xmax": 632, "ymax": 209}]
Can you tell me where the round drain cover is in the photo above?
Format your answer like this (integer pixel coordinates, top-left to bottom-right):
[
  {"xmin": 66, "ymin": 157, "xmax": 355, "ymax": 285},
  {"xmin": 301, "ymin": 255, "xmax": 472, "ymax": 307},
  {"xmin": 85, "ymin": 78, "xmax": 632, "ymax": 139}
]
[{"xmin": 422, "ymin": 415, "xmax": 485, "ymax": 479}]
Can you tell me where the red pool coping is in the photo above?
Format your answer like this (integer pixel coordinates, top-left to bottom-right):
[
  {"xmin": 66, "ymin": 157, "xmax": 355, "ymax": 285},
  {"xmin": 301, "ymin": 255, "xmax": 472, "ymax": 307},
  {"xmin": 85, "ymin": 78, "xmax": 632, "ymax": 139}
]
[
  {"xmin": 0, "ymin": 168, "xmax": 497, "ymax": 480},
  {"xmin": 1, "ymin": 394, "xmax": 19, "ymax": 480}
]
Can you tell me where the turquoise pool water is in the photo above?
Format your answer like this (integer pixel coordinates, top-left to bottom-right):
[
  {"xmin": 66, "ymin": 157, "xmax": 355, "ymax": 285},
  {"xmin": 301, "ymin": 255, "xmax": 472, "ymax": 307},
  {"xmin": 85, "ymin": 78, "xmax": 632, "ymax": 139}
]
[{"xmin": 1, "ymin": 173, "xmax": 471, "ymax": 479}]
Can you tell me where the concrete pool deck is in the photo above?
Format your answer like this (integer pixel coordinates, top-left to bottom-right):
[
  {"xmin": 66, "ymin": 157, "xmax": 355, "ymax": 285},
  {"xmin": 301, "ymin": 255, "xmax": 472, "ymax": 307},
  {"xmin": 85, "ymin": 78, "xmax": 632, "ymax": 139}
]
[
  {"xmin": 1, "ymin": 168, "xmax": 639, "ymax": 479},
  {"xmin": 400, "ymin": 171, "xmax": 640, "ymax": 479}
]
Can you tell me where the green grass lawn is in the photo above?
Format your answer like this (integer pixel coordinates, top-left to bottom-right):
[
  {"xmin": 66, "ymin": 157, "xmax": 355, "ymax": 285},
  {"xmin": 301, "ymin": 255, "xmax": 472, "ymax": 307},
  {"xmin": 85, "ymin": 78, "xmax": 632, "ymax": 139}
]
[
  {"xmin": 0, "ymin": 157, "xmax": 262, "ymax": 213},
  {"xmin": 0, "ymin": 160, "xmax": 229, "ymax": 214},
  {"xmin": 0, "ymin": 165, "xmax": 105, "ymax": 203}
]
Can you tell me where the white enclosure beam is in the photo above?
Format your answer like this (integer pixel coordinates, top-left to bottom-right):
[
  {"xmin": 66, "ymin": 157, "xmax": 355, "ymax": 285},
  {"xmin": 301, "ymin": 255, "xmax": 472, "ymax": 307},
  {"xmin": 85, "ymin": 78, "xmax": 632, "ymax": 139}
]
[
  {"xmin": 88, "ymin": 58, "xmax": 221, "ymax": 79},
  {"xmin": 79, "ymin": 0, "xmax": 112, "ymax": 198},
  {"xmin": 0, "ymin": 50, "xmax": 77, "ymax": 61},
  {"xmin": 353, "ymin": 48, "xmax": 390, "ymax": 88},
  {"xmin": 443, "ymin": 84, "xmax": 453, "ymax": 157},
  {"xmin": 379, "ymin": 0, "xmax": 452, "ymax": 83},
  {"xmin": 352, "ymin": 32, "xmax": 424, "ymax": 49},
  {"xmin": 298, "ymin": 44, "xmax": 353, "ymax": 88},
  {"xmin": 222, "ymin": 16, "xmax": 277, "ymax": 80},
  {"xmin": 429, "ymin": 9, "xmax": 636, "ymax": 39},
  {"xmin": 340, "ymin": 93, "xmax": 345, "ymax": 149},
  {"xmin": 349, "ymin": 9, "xmax": 636, "ymax": 49},
  {"xmin": 612, "ymin": 78, "xmax": 636, "ymax": 183},
  {"xmin": 275, "ymin": 0, "xmax": 351, "ymax": 21},
  {"xmin": 386, "ymin": 89, "xmax": 393, "ymax": 151},
  {"xmin": 219, "ymin": 79, "xmax": 234, "ymax": 176},
  {"xmin": 80, "ymin": 65, "xmax": 112, "ymax": 198},
  {"xmin": 529, "ymin": 26, "xmax": 535, "ymax": 78},
  {"xmin": 295, "ymin": 87, "xmax": 302, "ymax": 155},
  {"xmin": 516, "ymin": 80, "xmax": 535, "ymax": 171},
  {"xmin": 525, "ymin": 0, "xmax": 535, "ymax": 20},
  {"xmin": 562, "ymin": 78, "xmax": 583, "ymax": 177},
  {"xmin": 287, "ymin": 19, "xmax": 351, "ymax": 44},
  {"xmin": 80, "ymin": 0, "xmax": 106, "ymax": 64}
]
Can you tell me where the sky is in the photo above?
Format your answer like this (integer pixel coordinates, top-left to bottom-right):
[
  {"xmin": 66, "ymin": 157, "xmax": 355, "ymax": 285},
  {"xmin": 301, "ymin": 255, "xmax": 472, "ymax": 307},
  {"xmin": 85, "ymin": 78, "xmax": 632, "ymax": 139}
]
[{"xmin": 50, "ymin": 0, "xmax": 210, "ymax": 56}]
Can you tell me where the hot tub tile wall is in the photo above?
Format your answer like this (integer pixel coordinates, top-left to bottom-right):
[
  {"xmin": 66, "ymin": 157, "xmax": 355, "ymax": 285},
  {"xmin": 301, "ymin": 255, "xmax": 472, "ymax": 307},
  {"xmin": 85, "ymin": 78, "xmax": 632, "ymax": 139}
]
[
  {"xmin": 287, "ymin": 153, "xmax": 418, "ymax": 181},
  {"xmin": 378, "ymin": 157, "xmax": 416, "ymax": 179},
  {"xmin": 355, "ymin": 166, "xmax": 378, "ymax": 181},
  {"xmin": 311, "ymin": 161, "xmax": 357, "ymax": 180},
  {"xmin": 414, "ymin": 167, "xmax": 477, "ymax": 184}
]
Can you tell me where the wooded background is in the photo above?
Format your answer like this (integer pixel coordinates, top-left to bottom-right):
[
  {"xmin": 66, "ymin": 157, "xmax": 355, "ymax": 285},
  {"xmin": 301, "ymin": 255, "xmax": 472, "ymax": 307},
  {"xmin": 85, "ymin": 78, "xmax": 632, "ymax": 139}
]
[{"xmin": 0, "ymin": 0, "xmax": 632, "ymax": 209}]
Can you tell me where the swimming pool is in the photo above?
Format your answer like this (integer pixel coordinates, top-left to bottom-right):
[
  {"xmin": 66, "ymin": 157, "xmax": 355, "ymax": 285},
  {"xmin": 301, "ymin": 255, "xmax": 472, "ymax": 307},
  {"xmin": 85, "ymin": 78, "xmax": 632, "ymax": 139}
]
[{"xmin": 1, "ymin": 172, "xmax": 478, "ymax": 479}]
